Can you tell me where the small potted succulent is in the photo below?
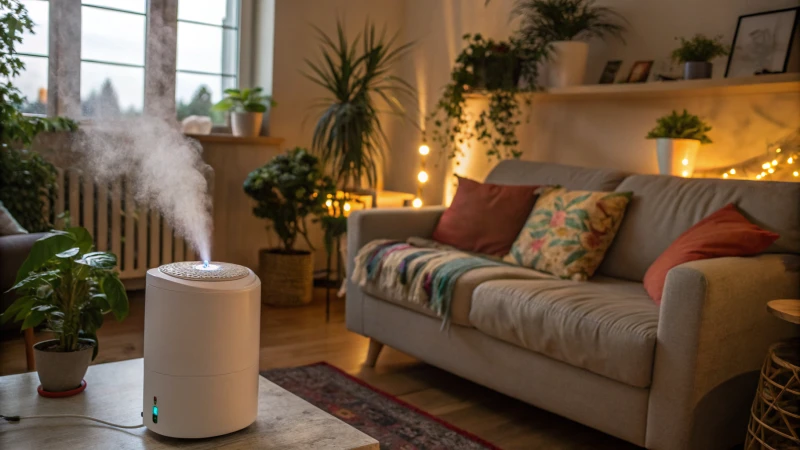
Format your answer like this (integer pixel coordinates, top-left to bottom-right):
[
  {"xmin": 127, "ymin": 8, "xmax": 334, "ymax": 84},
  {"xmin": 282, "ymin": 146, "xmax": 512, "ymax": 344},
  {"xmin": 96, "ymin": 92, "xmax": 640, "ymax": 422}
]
[
  {"xmin": 646, "ymin": 109, "xmax": 712, "ymax": 177},
  {"xmin": 671, "ymin": 34, "xmax": 729, "ymax": 80},
  {"xmin": 243, "ymin": 148, "xmax": 335, "ymax": 306},
  {"xmin": 211, "ymin": 87, "xmax": 276, "ymax": 137},
  {"xmin": 1, "ymin": 227, "xmax": 128, "ymax": 394}
]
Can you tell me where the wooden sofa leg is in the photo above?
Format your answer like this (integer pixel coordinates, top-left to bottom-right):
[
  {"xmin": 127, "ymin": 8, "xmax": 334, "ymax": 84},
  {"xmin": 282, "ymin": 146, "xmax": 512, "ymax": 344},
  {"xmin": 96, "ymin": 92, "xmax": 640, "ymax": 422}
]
[
  {"xmin": 24, "ymin": 328, "xmax": 35, "ymax": 371},
  {"xmin": 364, "ymin": 338, "xmax": 384, "ymax": 367}
]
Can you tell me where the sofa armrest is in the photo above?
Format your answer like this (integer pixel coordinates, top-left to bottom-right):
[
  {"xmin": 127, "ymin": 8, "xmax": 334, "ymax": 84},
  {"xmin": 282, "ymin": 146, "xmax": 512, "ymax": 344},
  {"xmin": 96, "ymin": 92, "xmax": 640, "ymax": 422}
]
[
  {"xmin": 345, "ymin": 207, "xmax": 445, "ymax": 334},
  {"xmin": 646, "ymin": 254, "xmax": 800, "ymax": 450}
]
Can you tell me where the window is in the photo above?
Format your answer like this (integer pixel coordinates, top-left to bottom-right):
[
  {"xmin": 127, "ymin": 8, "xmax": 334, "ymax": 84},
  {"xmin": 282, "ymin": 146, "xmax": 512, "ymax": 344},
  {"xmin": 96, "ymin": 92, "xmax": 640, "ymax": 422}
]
[
  {"xmin": 14, "ymin": 0, "xmax": 49, "ymax": 114},
  {"xmin": 176, "ymin": 0, "xmax": 239, "ymax": 124},
  {"xmin": 80, "ymin": 1, "xmax": 147, "ymax": 116}
]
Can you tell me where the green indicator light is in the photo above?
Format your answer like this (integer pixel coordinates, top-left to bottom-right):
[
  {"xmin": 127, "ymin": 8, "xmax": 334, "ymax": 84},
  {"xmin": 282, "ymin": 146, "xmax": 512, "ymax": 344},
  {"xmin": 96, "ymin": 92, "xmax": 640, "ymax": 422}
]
[{"xmin": 153, "ymin": 406, "xmax": 158, "ymax": 416}]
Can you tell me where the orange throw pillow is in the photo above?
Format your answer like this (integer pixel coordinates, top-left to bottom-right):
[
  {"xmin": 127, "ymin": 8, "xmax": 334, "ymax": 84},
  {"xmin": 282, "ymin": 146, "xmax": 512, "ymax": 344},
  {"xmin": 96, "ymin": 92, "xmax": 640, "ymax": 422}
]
[
  {"xmin": 644, "ymin": 203, "xmax": 779, "ymax": 305},
  {"xmin": 432, "ymin": 176, "xmax": 540, "ymax": 256}
]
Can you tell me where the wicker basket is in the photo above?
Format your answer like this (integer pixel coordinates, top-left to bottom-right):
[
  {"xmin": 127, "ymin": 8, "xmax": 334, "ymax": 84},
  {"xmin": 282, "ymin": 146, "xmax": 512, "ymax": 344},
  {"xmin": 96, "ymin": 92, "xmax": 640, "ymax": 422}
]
[{"xmin": 258, "ymin": 249, "xmax": 314, "ymax": 306}]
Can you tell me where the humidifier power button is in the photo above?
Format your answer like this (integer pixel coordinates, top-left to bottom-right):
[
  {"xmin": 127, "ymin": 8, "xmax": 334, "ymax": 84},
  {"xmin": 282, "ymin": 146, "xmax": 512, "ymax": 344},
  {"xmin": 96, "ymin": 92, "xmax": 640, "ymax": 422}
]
[{"xmin": 152, "ymin": 396, "xmax": 158, "ymax": 423}]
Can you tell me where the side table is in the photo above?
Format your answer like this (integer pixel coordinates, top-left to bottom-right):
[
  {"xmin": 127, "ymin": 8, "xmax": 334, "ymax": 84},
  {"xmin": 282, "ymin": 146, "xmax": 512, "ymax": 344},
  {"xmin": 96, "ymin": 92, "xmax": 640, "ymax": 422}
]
[{"xmin": 744, "ymin": 299, "xmax": 800, "ymax": 449}]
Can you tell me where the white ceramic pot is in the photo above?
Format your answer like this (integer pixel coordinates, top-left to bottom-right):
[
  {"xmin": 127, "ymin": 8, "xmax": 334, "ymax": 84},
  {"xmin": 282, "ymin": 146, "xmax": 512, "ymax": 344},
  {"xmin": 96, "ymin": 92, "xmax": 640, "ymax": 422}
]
[
  {"xmin": 231, "ymin": 112, "xmax": 264, "ymax": 137},
  {"xmin": 546, "ymin": 41, "xmax": 589, "ymax": 88},
  {"xmin": 656, "ymin": 138, "xmax": 701, "ymax": 177},
  {"xmin": 34, "ymin": 339, "xmax": 94, "ymax": 392}
]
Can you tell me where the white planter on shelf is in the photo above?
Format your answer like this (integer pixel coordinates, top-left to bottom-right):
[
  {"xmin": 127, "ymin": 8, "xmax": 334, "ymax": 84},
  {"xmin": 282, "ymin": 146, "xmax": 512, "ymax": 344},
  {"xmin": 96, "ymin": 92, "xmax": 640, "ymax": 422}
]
[
  {"xmin": 231, "ymin": 112, "xmax": 264, "ymax": 137},
  {"xmin": 545, "ymin": 41, "xmax": 589, "ymax": 88},
  {"xmin": 656, "ymin": 138, "xmax": 701, "ymax": 177}
]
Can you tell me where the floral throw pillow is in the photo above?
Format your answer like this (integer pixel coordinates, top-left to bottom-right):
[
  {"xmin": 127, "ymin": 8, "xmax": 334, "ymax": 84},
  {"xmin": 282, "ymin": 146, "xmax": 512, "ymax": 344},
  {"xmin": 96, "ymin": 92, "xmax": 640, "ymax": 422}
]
[{"xmin": 505, "ymin": 188, "xmax": 633, "ymax": 281}]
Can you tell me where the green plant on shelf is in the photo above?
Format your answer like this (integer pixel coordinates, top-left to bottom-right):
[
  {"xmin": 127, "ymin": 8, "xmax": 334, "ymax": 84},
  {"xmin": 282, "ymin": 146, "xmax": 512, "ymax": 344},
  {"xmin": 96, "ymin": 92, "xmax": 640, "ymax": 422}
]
[
  {"xmin": 671, "ymin": 34, "xmax": 729, "ymax": 63},
  {"xmin": 510, "ymin": 0, "xmax": 628, "ymax": 43},
  {"xmin": 646, "ymin": 109, "xmax": 713, "ymax": 144},
  {"xmin": 211, "ymin": 87, "xmax": 276, "ymax": 113}
]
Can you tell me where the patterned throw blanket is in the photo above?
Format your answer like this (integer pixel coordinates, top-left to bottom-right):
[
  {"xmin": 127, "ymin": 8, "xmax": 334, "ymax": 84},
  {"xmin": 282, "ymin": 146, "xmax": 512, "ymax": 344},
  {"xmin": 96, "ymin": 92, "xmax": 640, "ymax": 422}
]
[{"xmin": 352, "ymin": 239, "xmax": 506, "ymax": 327}]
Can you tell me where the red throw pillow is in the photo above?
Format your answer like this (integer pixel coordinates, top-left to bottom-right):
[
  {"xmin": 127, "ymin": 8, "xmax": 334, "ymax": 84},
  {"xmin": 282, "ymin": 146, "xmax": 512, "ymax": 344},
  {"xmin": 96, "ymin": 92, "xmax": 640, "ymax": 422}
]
[
  {"xmin": 644, "ymin": 203, "xmax": 779, "ymax": 305},
  {"xmin": 432, "ymin": 176, "xmax": 540, "ymax": 256}
]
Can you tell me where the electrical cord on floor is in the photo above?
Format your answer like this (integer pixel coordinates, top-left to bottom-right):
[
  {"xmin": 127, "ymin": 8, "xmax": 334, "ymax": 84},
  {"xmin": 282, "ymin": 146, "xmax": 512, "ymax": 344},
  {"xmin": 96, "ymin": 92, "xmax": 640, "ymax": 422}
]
[{"xmin": 1, "ymin": 414, "xmax": 145, "ymax": 429}]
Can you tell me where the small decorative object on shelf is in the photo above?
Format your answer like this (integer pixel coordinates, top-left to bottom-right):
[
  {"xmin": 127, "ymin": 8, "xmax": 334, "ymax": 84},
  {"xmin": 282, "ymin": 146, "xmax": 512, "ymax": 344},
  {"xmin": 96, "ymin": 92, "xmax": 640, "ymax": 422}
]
[
  {"xmin": 727, "ymin": 7, "xmax": 799, "ymax": 78},
  {"xmin": 626, "ymin": 60, "xmax": 654, "ymax": 83},
  {"xmin": 211, "ymin": 87, "xmax": 275, "ymax": 137},
  {"xmin": 672, "ymin": 34, "xmax": 729, "ymax": 80},
  {"xmin": 646, "ymin": 109, "xmax": 712, "ymax": 177},
  {"xmin": 598, "ymin": 60, "xmax": 622, "ymax": 84}
]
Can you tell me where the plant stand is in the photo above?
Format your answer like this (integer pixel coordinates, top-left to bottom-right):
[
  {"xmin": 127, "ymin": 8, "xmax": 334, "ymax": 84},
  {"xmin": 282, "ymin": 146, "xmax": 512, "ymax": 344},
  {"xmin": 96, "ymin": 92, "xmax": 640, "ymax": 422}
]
[{"xmin": 314, "ymin": 237, "xmax": 344, "ymax": 323}]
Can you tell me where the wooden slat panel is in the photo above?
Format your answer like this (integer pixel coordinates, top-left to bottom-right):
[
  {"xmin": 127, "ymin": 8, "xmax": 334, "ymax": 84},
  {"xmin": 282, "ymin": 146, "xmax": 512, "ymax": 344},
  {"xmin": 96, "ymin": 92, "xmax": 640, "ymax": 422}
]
[
  {"xmin": 137, "ymin": 207, "xmax": 148, "ymax": 273},
  {"xmin": 68, "ymin": 171, "xmax": 80, "ymax": 227},
  {"xmin": 96, "ymin": 183, "xmax": 108, "ymax": 251},
  {"xmin": 82, "ymin": 176, "xmax": 94, "ymax": 238},
  {"xmin": 55, "ymin": 169, "xmax": 65, "ymax": 229},
  {"xmin": 149, "ymin": 213, "xmax": 160, "ymax": 268},
  {"xmin": 187, "ymin": 246, "xmax": 196, "ymax": 262},
  {"xmin": 110, "ymin": 182, "xmax": 122, "ymax": 266},
  {"xmin": 123, "ymin": 185, "xmax": 135, "ymax": 274},
  {"xmin": 162, "ymin": 222, "xmax": 173, "ymax": 265}
]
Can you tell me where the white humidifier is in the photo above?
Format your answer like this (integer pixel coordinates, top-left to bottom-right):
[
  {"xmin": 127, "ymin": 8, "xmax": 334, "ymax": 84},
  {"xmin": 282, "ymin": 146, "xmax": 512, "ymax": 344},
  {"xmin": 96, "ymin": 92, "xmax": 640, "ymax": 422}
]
[{"xmin": 143, "ymin": 261, "xmax": 261, "ymax": 438}]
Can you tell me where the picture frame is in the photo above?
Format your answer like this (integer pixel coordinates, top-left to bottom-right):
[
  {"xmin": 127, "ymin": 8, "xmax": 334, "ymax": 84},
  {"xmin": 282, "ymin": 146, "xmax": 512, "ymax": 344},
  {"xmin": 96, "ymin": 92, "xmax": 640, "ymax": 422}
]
[
  {"xmin": 725, "ymin": 7, "xmax": 800, "ymax": 77},
  {"xmin": 598, "ymin": 60, "xmax": 623, "ymax": 84},
  {"xmin": 626, "ymin": 60, "xmax": 654, "ymax": 83}
]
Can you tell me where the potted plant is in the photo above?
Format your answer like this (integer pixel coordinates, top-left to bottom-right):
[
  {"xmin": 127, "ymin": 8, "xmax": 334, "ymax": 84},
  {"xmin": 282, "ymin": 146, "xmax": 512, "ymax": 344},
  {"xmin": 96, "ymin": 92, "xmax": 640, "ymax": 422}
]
[
  {"xmin": 243, "ymin": 148, "xmax": 335, "ymax": 306},
  {"xmin": 511, "ymin": 0, "xmax": 627, "ymax": 87},
  {"xmin": 0, "ymin": 227, "xmax": 129, "ymax": 394},
  {"xmin": 646, "ymin": 109, "xmax": 712, "ymax": 177},
  {"xmin": 671, "ymin": 34, "xmax": 729, "ymax": 80},
  {"xmin": 211, "ymin": 87, "xmax": 275, "ymax": 137}
]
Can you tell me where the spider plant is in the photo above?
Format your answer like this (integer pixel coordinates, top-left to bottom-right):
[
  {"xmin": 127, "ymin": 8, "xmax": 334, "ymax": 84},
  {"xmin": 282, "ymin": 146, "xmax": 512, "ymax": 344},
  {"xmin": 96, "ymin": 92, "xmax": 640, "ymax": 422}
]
[
  {"xmin": 511, "ymin": 0, "xmax": 627, "ymax": 43},
  {"xmin": 304, "ymin": 20, "xmax": 415, "ymax": 190}
]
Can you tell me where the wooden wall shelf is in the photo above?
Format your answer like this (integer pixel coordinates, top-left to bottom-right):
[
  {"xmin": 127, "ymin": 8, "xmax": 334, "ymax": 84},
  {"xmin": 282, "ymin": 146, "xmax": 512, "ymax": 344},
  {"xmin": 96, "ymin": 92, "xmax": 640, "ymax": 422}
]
[
  {"xmin": 464, "ymin": 73, "xmax": 800, "ymax": 101},
  {"xmin": 186, "ymin": 133, "xmax": 285, "ymax": 146}
]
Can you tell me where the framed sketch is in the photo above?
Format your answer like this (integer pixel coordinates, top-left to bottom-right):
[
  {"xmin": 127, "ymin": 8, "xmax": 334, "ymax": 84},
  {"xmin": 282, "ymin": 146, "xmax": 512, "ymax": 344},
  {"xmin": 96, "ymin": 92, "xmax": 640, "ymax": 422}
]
[
  {"xmin": 599, "ymin": 60, "xmax": 622, "ymax": 84},
  {"xmin": 626, "ymin": 61, "xmax": 653, "ymax": 83},
  {"xmin": 725, "ymin": 7, "xmax": 800, "ymax": 77}
]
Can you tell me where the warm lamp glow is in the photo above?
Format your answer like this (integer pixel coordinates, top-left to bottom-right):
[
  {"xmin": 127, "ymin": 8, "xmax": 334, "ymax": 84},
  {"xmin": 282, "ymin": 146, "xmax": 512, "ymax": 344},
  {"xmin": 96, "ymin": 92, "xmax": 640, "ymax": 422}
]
[
  {"xmin": 412, "ymin": 198, "xmax": 423, "ymax": 208},
  {"xmin": 729, "ymin": 168, "xmax": 736, "ymax": 175},
  {"xmin": 417, "ymin": 170, "xmax": 428, "ymax": 183},
  {"xmin": 418, "ymin": 144, "xmax": 430, "ymax": 156}
]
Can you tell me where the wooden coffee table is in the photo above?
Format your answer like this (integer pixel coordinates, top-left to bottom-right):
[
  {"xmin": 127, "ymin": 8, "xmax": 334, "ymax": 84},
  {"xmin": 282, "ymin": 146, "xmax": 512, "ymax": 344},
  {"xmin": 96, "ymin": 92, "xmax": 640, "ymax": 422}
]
[{"xmin": 0, "ymin": 358, "xmax": 378, "ymax": 449}]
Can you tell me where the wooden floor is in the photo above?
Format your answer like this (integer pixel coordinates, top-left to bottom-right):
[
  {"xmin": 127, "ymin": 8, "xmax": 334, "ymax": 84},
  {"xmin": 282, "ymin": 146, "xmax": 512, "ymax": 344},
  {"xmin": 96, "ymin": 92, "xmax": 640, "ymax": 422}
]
[{"xmin": 0, "ymin": 289, "xmax": 640, "ymax": 450}]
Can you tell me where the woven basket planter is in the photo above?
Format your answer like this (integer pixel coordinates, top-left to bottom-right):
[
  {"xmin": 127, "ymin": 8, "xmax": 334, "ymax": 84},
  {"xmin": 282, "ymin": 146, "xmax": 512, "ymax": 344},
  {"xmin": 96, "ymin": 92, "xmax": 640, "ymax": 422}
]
[
  {"xmin": 258, "ymin": 249, "xmax": 314, "ymax": 306},
  {"xmin": 745, "ymin": 339, "xmax": 800, "ymax": 449}
]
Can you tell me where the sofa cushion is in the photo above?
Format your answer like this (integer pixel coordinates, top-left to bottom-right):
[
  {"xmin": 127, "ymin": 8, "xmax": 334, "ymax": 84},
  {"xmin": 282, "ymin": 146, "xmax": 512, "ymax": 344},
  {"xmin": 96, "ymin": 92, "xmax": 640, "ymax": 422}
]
[
  {"xmin": 600, "ymin": 174, "xmax": 800, "ymax": 281},
  {"xmin": 506, "ymin": 188, "xmax": 632, "ymax": 281},
  {"xmin": 432, "ymin": 176, "xmax": 541, "ymax": 256},
  {"xmin": 469, "ymin": 277, "xmax": 659, "ymax": 388},
  {"xmin": 485, "ymin": 160, "xmax": 629, "ymax": 192},
  {"xmin": 362, "ymin": 265, "xmax": 554, "ymax": 327}
]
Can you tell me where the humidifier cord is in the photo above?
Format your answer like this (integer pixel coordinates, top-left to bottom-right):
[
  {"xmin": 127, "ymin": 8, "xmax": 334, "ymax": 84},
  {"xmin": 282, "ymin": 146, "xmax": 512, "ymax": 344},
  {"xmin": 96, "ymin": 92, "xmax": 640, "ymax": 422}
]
[{"xmin": 1, "ymin": 414, "xmax": 145, "ymax": 429}]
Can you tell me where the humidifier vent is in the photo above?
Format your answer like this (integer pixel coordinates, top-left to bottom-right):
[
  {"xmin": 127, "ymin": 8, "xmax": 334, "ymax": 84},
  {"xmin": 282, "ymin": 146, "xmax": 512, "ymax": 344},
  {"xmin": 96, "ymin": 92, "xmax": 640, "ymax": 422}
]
[{"xmin": 158, "ymin": 261, "xmax": 250, "ymax": 281}]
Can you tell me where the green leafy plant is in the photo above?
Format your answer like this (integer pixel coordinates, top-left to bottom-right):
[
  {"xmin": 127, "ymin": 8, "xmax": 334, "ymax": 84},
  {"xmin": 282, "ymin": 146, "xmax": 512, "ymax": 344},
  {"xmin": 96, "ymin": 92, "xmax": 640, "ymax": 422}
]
[
  {"xmin": 1, "ymin": 0, "xmax": 78, "ymax": 231},
  {"xmin": 243, "ymin": 148, "xmax": 336, "ymax": 252},
  {"xmin": 211, "ymin": 87, "xmax": 276, "ymax": 113},
  {"xmin": 671, "ymin": 34, "xmax": 729, "ymax": 63},
  {"xmin": 1, "ymin": 227, "xmax": 129, "ymax": 360},
  {"xmin": 646, "ymin": 109, "xmax": 713, "ymax": 144},
  {"xmin": 305, "ymin": 20, "xmax": 415, "ymax": 189},
  {"xmin": 428, "ymin": 34, "xmax": 548, "ymax": 161},
  {"xmin": 511, "ymin": 0, "xmax": 627, "ymax": 43}
]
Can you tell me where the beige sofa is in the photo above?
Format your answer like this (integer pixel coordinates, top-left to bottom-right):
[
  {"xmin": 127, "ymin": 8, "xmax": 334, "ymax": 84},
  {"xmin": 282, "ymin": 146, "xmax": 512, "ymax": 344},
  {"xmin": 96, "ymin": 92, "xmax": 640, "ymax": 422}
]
[{"xmin": 346, "ymin": 161, "xmax": 800, "ymax": 450}]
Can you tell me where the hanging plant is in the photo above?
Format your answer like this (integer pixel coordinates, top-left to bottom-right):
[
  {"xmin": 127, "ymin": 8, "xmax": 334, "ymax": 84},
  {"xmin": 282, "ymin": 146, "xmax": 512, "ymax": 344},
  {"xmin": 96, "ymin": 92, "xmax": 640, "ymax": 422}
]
[{"xmin": 427, "ymin": 34, "xmax": 548, "ymax": 161}]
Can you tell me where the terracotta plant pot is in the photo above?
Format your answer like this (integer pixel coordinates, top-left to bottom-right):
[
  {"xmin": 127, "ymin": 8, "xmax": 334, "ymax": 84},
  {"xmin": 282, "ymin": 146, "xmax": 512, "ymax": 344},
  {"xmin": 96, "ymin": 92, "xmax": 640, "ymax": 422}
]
[
  {"xmin": 258, "ymin": 249, "xmax": 314, "ymax": 306},
  {"xmin": 231, "ymin": 111, "xmax": 264, "ymax": 137},
  {"xmin": 33, "ymin": 339, "xmax": 94, "ymax": 392},
  {"xmin": 655, "ymin": 138, "xmax": 701, "ymax": 177}
]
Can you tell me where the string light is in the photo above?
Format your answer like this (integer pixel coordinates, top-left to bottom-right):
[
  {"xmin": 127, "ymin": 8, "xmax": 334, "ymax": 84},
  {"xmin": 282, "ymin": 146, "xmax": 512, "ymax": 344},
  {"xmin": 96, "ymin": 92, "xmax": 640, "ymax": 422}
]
[
  {"xmin": 794, "ymin": 171, "xmax": 799, "ymax": 177},
  {"xmin": 776, "ymin": 148, "xmax": 782, "ymax": 153},
  {"xmin": 729, "ymin": 168, "xmax": 736, "ymax": 174},
  {"xmin": 414, "ymin": 141, "xmax": 428, "ymax": 208},
  {"xmin": 772, "ymin": 160, "xmax": 778, "ymax": 166},
  {"xmin": 681, "ymin": 158, "xmax": 689, "ymax": 166},
  {"xmin": 756, "ymin": 174, "xmax": 762, "ymax": 179},
  {"xmin": 325, "ymin": 199, "xmax": 332, "ymax": 208},
  {"xmin": 789, "ymin": 157, "xmax": 794, "ymax": 164},
  {"xmin": 722, "ymin": 173, "xmax": 729, "ymax": 178},
  {"xmin": 681, "ymin": 170, "xmax": 689, "ymax": 177},
  {"xmin": 418, "ymin": 144, "xmax": 430, "ymax": 156},
  {"xmin": 412, "ymin": 197, "xmax": 423, "ymax": 208},
  {"xmin": 762, "ymin": 162, "xmax": 771, "ymax": 169},
  {"xmin": 768, "ymin": 168, "xmax": 775, "ymax": 174},
  {"xmin": 417, "ymin": 170, "xmax": 428, "ymax": 183},
  {"xmin": 343, "ymin": 202, "xmax": 351, "ymax": 212}
]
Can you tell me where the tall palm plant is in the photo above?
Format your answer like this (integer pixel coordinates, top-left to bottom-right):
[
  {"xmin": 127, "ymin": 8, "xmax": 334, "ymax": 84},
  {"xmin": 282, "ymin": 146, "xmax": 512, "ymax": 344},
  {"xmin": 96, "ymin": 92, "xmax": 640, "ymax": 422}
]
[
  {"xmin": 511, "ymin": 0, "xmax": 627, "ymax": 43},
  {"xmin": 305, "ymin": 20, "xmax": 415, "ymax": 190}
]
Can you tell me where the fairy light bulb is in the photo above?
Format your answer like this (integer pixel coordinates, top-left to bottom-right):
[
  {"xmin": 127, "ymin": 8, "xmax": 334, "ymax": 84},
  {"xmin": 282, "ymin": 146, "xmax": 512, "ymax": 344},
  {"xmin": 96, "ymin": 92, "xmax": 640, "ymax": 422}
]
[
  {"xmin": 762, "ymin": 162, "xmax": 771, "ymax": 169},
  {"xmin": 343, "ymin": 202, "xmax": 351, "ymax": 212},
  {"xmin": 772, "ymin": 160, "xmax": 778, "ymax": 166},
  {"xmin": 418, "ymin": 144, "xmax": 430, "ymax": 156},
  {"xmin": 325, "ymin": 199, "xmax": 332, "ymax": 207},
  {"xmin": 681, "ymin": 170, "xmax": 689, "ymax": 177},
  {"xmin": 722, "ymin": 173, "xmax": 729, "ymax": 179},
  {"xmin": 756, "ymin": 174, "xmax": 762, "ymax": 179},
  {"xmin": 729, "ymin": 168, "xmax": 736, "ymax": 174},
  {"xmin": 794, "ymin": 171, "xmax": 799, "ymax": 177},
  {"xmin": 776, "ymin": 148, "xmax": 782, "ymax": 153},
  {"xmin": 681, "ymin": 158, "xmax": 689, "ymax": 166},
  {"xmin": 417, "ymin": 170, "xmax": 428, "ymax": 183},
  {"xmin": 768, "ymin": 168, "xmax": 775, "ymax": 174},
  {"xmin": 412, "ymin": 198, "xmax": 423, "ymax": 208},
  {"xmin": 788, "ymin": 157, "xmax": 794, "ymax": 164}
]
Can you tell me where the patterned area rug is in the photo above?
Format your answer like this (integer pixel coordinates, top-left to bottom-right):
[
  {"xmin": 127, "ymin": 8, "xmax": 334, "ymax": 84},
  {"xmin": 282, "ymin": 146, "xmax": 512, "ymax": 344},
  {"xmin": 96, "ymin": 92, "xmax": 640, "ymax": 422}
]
[{"xmin": 261, "ymin": 362, "xmax": 499, "ymax": 449}]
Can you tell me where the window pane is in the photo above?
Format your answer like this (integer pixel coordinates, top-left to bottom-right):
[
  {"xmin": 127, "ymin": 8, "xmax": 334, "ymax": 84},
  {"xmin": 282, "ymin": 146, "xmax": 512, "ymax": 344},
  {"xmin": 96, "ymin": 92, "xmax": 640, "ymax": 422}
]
[
  {"xmin": 176, "ymin": 73, "xmax": 235, "ymax": 124},
  {"xmin": 18, "ymin": 0, "xmax": 48, "ymax": 56},
  {"xmin": 177, "ymin": 22, "xmax": 238, "ymax": 75},
  {"xmin": 81, "ymin": 62, "xmax": 144, "ymax": 116},
  {"xmin": 82, "ymin": 7, "xmax": 146, "ymax": 66},
  {"xmin": 12, "ymin": 56, "xmax": 48, "ymax": 114},
  {"xmin": 178, "ymin": 0, "xmax": 238, "ymax": 27},
  {"xmin": 82, "ymin": 0, "xmax": 146, "ymax": 14}
]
